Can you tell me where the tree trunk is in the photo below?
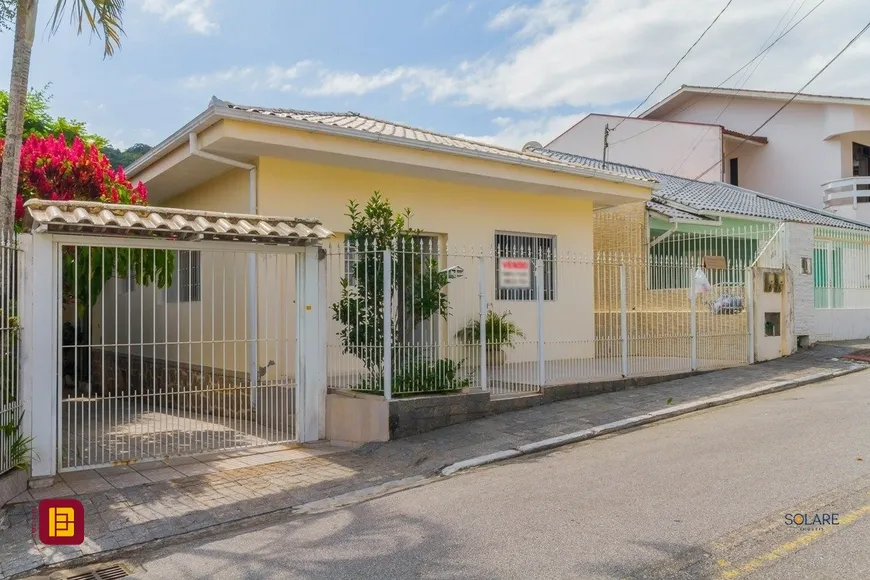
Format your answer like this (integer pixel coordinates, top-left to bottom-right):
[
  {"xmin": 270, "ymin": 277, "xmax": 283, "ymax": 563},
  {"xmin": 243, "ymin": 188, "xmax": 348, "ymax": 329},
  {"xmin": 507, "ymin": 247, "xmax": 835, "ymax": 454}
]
[{"xmin": 0, "ymin": 0, "xmax": 39, "ymax": 233}]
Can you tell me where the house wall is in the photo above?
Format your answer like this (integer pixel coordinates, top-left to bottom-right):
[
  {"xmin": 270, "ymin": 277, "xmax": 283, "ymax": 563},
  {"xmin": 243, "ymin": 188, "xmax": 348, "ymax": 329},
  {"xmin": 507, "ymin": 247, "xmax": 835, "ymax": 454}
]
[
  {"xmin": 784, "ymin": 223, "xmax": 815, "ymax": 342},
  {"xmin": 258, "ymin": 156, "xmax": 597, "ymax": 368},
  {"xmin": 656, "ymin": 98, "xmax": 843, "ymax": 210},
  {"xmin": 101, "ymin": 156, "xmax": 604, "ymax": 382},
  {"xmin": 549, "ymin": 115, "xmax": 722, "ymax": 181}
]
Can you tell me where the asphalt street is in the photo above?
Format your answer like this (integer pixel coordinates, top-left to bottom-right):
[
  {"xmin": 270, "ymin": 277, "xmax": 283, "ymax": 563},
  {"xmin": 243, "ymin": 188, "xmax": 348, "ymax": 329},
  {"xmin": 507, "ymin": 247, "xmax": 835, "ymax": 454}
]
[{"xmin": 77, "ymin": 369, "xmax": 870, "ymax": 579}]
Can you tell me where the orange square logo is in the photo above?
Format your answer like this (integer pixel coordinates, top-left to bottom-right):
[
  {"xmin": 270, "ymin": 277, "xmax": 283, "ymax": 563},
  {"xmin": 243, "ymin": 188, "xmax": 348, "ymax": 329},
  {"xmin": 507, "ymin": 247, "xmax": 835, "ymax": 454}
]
[{"xmin": 38, "ymin": 499, "xmax": 84, "ymax": 545}]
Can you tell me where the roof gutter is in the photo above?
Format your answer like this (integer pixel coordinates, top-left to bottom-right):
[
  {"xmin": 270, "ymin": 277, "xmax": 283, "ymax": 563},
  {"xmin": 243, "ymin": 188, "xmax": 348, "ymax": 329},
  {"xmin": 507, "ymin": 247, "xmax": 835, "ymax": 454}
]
[{"xmin": 187, "ymin": 131, "xmax": 262, "ymax": 409}]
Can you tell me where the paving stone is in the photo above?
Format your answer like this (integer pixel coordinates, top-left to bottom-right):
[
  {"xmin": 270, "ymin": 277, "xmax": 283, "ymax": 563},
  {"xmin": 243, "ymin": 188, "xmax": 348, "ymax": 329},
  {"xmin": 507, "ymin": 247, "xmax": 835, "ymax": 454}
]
[{"xmin": 104, "ymin": 472, "xmax": 151, "ymax": 489}]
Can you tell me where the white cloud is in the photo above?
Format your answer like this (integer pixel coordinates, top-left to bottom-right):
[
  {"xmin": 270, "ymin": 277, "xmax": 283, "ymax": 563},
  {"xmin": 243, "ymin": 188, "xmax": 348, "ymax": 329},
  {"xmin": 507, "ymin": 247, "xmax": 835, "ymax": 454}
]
[
  {"xmin": 427, "ymin": 2, "xmax": 452, "ymax": 22},
  {"xmin": 140, "ymin": 0, "xmax": 218, "ymax": 35},
  {"xmin": 304, "ymin": 67, "xmax": 411, "ymax": 97},
  {"xmin": 488, "ymin": 0, "xmax": 584, "ymax": 38},
  {"xmin": 277, "ymin": 0, "xmax": 870, "ymax": 111},
  {"xmin": 456, "ymin": 113, "xmax": 588, "ymax": 149},
  {"xmin": 184, "ymin": 66, "xmax": 256, "ymax": 89},
  {"xmin": 266, "ymin": 61, "xmax": 315, "ymax": 92},
  {"xmin": 183, "ymin": 61, "xmax": 314, "ymax": 92}
]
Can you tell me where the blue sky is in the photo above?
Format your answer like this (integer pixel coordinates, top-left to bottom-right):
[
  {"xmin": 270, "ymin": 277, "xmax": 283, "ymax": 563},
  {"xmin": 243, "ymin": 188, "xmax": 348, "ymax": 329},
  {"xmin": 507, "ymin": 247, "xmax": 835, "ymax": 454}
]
[{"xmin": 0, "ymin": 0, "xmax": 867, "ymax": 150}]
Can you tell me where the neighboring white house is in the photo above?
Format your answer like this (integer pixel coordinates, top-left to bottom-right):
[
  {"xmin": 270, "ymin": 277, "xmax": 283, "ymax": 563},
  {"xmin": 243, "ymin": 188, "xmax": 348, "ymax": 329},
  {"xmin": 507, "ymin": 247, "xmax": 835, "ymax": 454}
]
[
  {"xmin": 547, "ymin": 112, "xmax": 765, "ymax": 183},
  {"xmin": 548, "ymin": 86, "xmax": 870, "ymax": 218}
]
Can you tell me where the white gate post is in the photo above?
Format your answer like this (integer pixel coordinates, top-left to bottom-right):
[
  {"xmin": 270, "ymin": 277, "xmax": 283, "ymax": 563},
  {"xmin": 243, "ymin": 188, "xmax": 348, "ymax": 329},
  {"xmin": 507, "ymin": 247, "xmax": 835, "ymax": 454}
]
[
  {"xmin": 20, "ymin": 233, "xmax": 58, "ymax": 478},
  {"xmin": 746, "ymin": 267, "xmax": 755, "ymax": 364},
  {"xmin": 536, "ymin": 258, "xmax": 545, "ymax": 387},
  {"xmin": 690, "ymin": 280, "xmax": 698, "ymax": 372},
  {"xmin": 296, "ymin": 246, "xmax": 326, "ymax": 442},
  {"xmin": 619, "ymin": 263, "xmax": 629, "ymax": 377},
  {"xmin": 478, "ymin": 255, "xmax": 487, "ymax": 390},
  {"xmin": 382, "ymin": 250, "xmax": 392, "ymax": 400}
]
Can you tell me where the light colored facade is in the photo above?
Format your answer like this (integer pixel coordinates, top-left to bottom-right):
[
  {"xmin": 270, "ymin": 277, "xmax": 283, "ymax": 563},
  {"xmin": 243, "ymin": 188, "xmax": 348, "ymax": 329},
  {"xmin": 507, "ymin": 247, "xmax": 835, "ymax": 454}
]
[
  {"xmin": 640, "ymin": 86, "xmax": 870, "ymax": 214},
  {"xmin": 120, "ymin": 99, "xmax": 655, "ymax": 380},
  {"xmin": 550, "ymin": 87, "xmax": 870, "ymax": 215},
  {"xmin": 547, "ymin": 113, "xmax": 757, "ymax": 183}
]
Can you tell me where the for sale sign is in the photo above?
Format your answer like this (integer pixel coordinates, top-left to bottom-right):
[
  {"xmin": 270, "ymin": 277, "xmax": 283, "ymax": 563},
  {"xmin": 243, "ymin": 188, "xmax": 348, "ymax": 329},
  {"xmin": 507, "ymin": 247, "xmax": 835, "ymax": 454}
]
[{"xmin": 498, "ymin": 257, "xmax": 532, "ymax": 289}]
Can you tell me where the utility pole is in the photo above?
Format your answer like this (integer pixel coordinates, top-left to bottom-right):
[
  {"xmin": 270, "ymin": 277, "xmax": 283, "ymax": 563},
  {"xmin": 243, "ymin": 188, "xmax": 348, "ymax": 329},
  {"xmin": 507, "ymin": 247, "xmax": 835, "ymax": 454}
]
[{"xmin": 603, "ymin": 123, "xmax": 611, "ymax": 167}]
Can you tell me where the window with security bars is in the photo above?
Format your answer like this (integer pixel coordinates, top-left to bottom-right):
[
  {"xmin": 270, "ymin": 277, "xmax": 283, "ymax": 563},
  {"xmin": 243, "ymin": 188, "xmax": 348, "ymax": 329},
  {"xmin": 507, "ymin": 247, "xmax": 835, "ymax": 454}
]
[
  {"xmin": 166, "ymin": 250, "xmax": 201, "ymax": 303},
  {"xmin": 495, "ymin": 232, "xmax": 555, "ymax": 301}
]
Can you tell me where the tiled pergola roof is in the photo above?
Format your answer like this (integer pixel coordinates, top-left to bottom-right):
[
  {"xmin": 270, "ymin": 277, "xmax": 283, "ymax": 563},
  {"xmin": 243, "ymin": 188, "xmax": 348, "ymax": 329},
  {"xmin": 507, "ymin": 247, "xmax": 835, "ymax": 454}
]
[{"xmin": 23, "ymin": 200, "xmax": 333, "ymax": 245}]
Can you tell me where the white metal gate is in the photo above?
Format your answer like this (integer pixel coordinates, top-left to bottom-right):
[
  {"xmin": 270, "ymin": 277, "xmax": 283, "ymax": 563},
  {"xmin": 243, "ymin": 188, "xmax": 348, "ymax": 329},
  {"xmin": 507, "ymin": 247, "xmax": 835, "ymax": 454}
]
[
  {"xmin": 0, "ymin": 231, "xmax": 21, "ymax": 475},
  {"xmin": 56, "ymin": 237, "xmax": 302, "ymax": 471}
]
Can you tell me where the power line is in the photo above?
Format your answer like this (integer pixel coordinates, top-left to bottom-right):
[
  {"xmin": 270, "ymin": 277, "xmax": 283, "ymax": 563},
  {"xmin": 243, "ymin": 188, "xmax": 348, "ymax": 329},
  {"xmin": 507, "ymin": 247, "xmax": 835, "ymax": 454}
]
[
  {"xmin": 609, "ymin": 0, "xmax": 827, "ymax": 147},
  {"xmin": 669, "ymin": 19, "xmax": 870, "ymax": 195},
  {"xmin": 668, "ymin": 0, "xmax": 809, "ymax": 176},
  {"xmin": 611, "ymin": 0, "xmax": 734, "ymax": 132}
]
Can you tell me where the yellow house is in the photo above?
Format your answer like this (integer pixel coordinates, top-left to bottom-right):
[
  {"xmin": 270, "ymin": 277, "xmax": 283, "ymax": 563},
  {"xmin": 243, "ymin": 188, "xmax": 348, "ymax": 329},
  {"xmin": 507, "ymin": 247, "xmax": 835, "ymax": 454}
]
[{"xmin": 116, "ymin": 98, "xmax": 656, "ymax": 389}]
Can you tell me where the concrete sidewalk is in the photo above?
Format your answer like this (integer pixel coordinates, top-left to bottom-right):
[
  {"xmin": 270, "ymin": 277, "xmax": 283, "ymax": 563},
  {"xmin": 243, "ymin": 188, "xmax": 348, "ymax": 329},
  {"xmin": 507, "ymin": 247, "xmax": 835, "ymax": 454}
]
[{"xmin": 2, "ymin": 344, "xmax": 867, "ymax": 578}]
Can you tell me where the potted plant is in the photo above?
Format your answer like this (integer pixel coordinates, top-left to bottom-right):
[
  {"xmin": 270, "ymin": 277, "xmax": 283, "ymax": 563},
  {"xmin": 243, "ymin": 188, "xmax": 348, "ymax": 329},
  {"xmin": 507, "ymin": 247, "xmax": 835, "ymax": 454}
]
[{"xmin": 456, "ymin": 307, "xmax": 525, "ymax": 366}]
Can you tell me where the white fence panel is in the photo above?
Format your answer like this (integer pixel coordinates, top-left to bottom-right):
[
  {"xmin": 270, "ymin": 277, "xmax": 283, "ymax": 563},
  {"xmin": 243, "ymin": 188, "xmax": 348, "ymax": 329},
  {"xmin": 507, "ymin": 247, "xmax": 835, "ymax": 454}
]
[{"xmin": 325, "ymin": 229, "xmax": 759, "ymax": 400}]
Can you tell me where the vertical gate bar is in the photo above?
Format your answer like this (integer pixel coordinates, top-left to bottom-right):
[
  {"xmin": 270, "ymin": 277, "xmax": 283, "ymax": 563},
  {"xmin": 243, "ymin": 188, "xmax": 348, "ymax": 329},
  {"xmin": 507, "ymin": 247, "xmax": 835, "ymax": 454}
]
[
  {"xmin": 210, "ymin": 250, "xmax": 216, "ymax": 451},
  {"xmin": 70, "ymin": 246, "xmax": 77, "ymax": 469},
  {"xmin": 383, "ymin": 249, "xmax": 392, "ymax": 400},
  {"xmin": 221, "ymin": 251, "xmax": 227, "ymax": 448},
  {"xmin": 248, "ymin": 252, "xmax": 258, "ymax": 411},
  {"xmin": 174, "ymin": 249, "xmax": 181, "ymax": 455},
  {"xmin": 288, "ymin": 253, "xmax": 294, "ymax": 439},
  {"xmin": 826, "ymin": 241, "xmax": 833, "ymax": 309},
  {"xmin": 536, "ymin": 258, "xmax": 545, "ymax": 387},
  {"xmin": 233, "ymin": 252, "xmax": 238, "ymax": 442},
  {"xmin": 85, "ymin": 247, "xmax": 92, "ymax": 467},
  {"xmin": 265, "ymin": 254, "xmax": 273, "ymax": 443},
  {"xmin": 478, "ymin": 255, "xmax": 487, "ymax": 391},
  {"xmin": 126, "ymin": 247, "xmax": 131, "ymax": 464},
  {"xmin": 99, "ymin": 248, "xmax": 105, "ymax": 465},
  {"xmin": 747, "ymin": 267, "xmax": 755, "ymax": 364},
  {"xmin": 151, "ymin": 250, "xmax": 158, "ymax": 460},
  {"xmin": 620, "ymin": 262, "xmax": 628, "ymax": 378},
  {"xmin": 690, "ymin": 273, "xmax": 697, "ymax": 372}
]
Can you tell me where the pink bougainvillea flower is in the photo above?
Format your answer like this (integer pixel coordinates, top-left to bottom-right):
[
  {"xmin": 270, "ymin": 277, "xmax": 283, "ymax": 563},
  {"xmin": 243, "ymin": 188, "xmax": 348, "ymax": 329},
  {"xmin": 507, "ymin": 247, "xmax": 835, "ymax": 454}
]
[{"xmin": 0, "ymin": 134, "xmax": 150, "ymax": 227}]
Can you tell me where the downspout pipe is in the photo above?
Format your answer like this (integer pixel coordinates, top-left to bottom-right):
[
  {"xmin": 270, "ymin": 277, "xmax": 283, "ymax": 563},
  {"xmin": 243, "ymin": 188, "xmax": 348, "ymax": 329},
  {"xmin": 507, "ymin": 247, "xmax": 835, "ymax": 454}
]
[{"xmin": 188, "ymin": 133, "xmax": 260, "ymax": 408}]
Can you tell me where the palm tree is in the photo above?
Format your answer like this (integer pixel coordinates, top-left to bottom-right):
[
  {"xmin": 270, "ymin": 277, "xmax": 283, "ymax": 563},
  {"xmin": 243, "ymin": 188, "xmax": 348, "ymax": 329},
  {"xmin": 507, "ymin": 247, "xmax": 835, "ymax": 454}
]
[{"xmin": 0, "ymin": 0, "xmax": 125, "ymax": 231}]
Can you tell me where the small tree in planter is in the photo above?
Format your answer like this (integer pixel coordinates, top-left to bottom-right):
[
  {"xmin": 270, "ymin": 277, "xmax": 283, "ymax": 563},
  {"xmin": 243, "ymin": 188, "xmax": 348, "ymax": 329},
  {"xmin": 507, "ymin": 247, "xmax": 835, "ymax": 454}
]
[
  {"xmin": 331, "ymin": 192, "xmax": 468, "ymax": 395},
  {"xmin": 456, "ymin": 307, "xmax": 525, "ymax": 366}
]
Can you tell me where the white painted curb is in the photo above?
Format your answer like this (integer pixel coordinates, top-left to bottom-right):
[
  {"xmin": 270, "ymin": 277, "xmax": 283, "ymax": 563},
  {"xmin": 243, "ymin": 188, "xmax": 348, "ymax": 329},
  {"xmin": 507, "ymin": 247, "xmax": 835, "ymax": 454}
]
[{"xmin": 440, "ymin": 365, "xmax": 868, "ymax": 477}]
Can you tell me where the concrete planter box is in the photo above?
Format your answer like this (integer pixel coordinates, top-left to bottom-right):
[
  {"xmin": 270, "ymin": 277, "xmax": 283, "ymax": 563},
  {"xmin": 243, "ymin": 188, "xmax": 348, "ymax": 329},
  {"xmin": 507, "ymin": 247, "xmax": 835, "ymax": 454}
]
[
  {"xmin": 326, "ymin": 370, "xmax": 707, "ymax": 444},
  {"xmin": 326, "ymin": 390, "xmax": 390, "ymax": 447},
  {"xmin": 0, "ymin": 468, "xmax": 28, "ymax": 507}
]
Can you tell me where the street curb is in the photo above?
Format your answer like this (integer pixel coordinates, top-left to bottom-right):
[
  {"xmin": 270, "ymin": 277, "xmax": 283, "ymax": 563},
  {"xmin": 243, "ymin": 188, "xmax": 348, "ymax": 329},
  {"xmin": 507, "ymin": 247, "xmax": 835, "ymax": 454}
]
[{"xmin": 439, "ymin": 364, "xmax": 869, "ymax": 477}]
